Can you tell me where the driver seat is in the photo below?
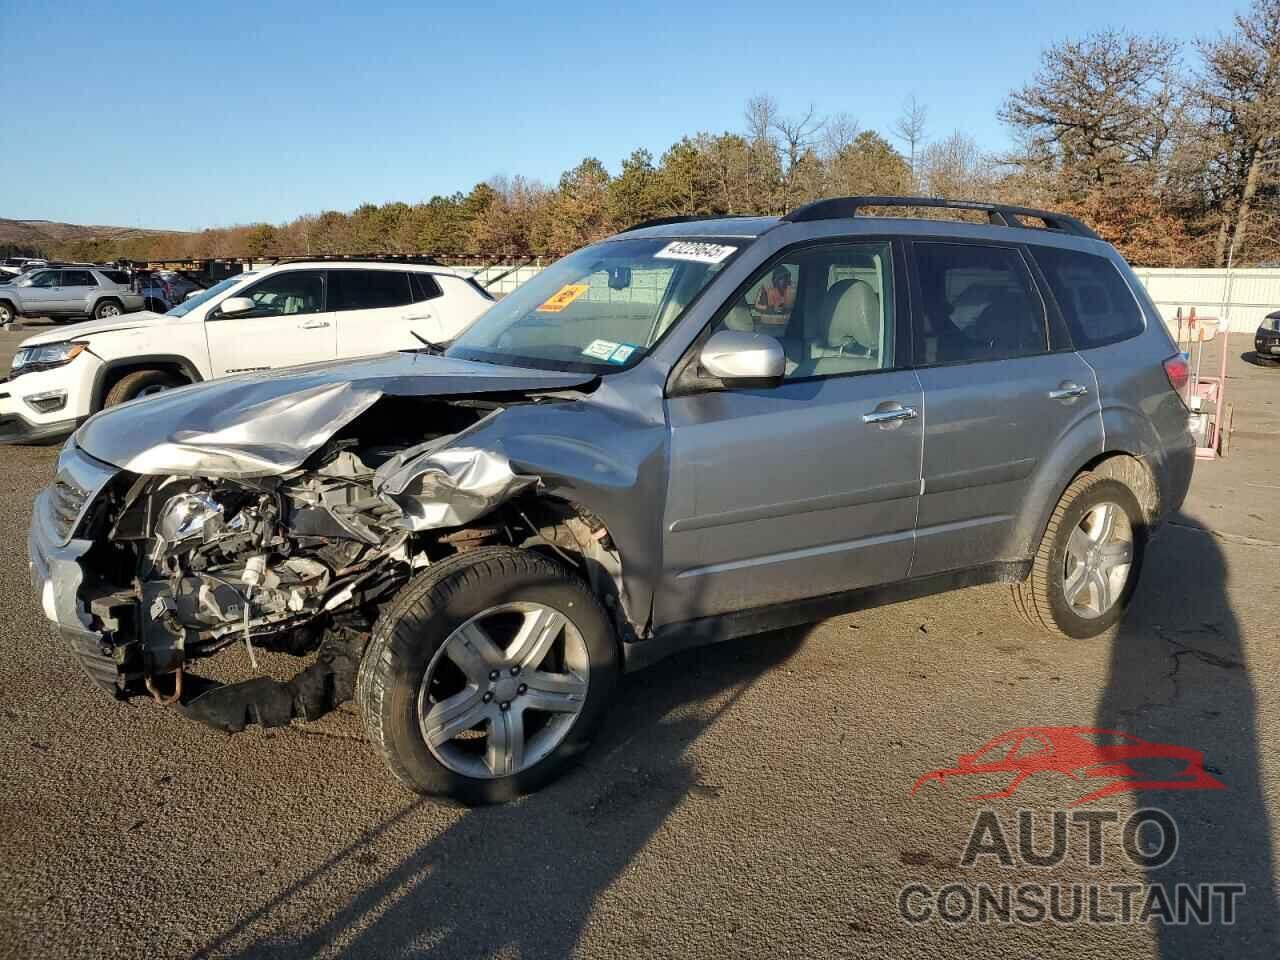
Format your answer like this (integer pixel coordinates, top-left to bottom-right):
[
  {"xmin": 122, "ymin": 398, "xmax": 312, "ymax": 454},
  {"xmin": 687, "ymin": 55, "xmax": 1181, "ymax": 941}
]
[{"xmin": 794, "ymin": 280, "xmax": 881, "ymax": 376}]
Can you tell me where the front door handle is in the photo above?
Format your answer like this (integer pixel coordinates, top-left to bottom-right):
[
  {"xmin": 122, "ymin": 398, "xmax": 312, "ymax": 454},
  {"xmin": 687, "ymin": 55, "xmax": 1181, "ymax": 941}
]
[
  {"xmin": 1049, "ymin": 382, "xmax": 1089, "ymax": 401},
  {"xmin": 299, "ymin": 319, "xmax": 331, "ymax": 329},
  {"xmin": 862, "ymin": 403, "xmax": 918, "ymax": 426},
  {"xmin": 405, "ymin": 314, "xmax": 434, "ymax": 322}
]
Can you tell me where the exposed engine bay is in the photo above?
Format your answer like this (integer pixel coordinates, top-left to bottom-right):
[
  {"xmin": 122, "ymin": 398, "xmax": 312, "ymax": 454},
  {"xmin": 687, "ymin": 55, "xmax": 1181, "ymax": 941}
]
[{"xmin": 69, "ymin": 397, "xmax": 624, "ymax": 732}]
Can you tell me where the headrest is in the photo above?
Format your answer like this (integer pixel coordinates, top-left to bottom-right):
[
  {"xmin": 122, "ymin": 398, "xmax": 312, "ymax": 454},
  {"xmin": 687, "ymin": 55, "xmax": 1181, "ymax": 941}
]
[{"xmin": 822, "ymin": 279, "xmax": 879, "ymax": 349}]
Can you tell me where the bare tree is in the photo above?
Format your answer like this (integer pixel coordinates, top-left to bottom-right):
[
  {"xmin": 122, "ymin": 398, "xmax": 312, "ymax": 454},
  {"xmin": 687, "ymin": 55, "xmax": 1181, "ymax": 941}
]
[
  {"xmin": 891, "ymin": 95, "xmax": 929, "ymax": 186},
  {"xmin": 920, "ymin": 130, "xmax": 993, "ymax": 199},
  {"xmin": 771, "ymin": 103, "xmax": 826, "ymax": 208},
  {"xmin": 744, "ymin": 94, "xmax": 779, "ymax": 148},
  {"xmin": 1195, "ymin": 0, "xmax": 1280, "ymax": 265},
  {"xmin": 822, "ymin": 112, "xmax": 861, "ymax": 157},
  {"xmin": 1000, "ymin": 31, "xmax": 1182, "ymax": 190}
]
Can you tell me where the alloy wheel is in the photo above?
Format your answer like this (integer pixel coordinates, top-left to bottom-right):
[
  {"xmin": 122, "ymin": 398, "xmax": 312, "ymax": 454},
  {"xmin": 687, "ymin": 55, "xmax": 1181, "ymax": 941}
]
[
  {"xmin": 418, "ymin": 601, "xmax": 589, "ymax": 779},
  {"xmin": 1063, "ymin": 501, "xmax": 1133, "ymax": 619}
]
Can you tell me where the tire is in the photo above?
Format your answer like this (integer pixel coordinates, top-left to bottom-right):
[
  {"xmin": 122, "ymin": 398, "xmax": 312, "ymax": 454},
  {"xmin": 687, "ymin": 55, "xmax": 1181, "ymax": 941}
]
[
  {"xmin": 1011, "ymin": 473, "xmax": 1146, "ymax": 639},
  {"xmin": 0, "ymin": 301, "xmax": 13, "ymax": 326},
  {"xmin": 358, "ymin": 546, "xmax": 619, "ymax": 803},
  {"xmin": 93, "ymin": 298, "xmax": 123, "ymax": 320},
  {"xmin": 102, "ymin": 368, "xmax": 182, "ymax": 407}
]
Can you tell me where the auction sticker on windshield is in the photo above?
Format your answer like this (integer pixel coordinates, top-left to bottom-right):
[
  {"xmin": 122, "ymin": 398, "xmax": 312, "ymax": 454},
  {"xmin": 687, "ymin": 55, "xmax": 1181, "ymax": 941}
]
[
  {"xmin": 582, "ymin": 338, "xmax": 621, "ymax": 360},
  {"xmin": 537, "ymin": 283, "xmax": 589, "ymax": 313},
  {"xmin": 654, "ymin": 241, "xmax": 737, "ymax": 264}
]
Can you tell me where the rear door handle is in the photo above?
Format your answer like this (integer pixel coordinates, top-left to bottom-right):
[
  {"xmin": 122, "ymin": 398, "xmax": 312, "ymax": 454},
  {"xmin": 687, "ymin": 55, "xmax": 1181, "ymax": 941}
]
[
  {"xmin": 405, "ymin": 313, "xmax": 434, "ymax": 322},
  {"xmin": 1049, "ymin": 382, "xmax": 1089, "ymax": 401},
  {"xmin": 862, "ymin": 403, "xmax": 918, "ymax": 426},
  {"xmin": 299, "ymin": 319, "xmax": 331, "ymax": 329}
]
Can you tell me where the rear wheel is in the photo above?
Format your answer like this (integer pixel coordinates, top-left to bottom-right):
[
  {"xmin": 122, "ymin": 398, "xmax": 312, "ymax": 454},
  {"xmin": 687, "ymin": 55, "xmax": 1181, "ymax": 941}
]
[
  {"xmin": 358, "ymin": 546, "xmax": 619, "ymax": 803},
  {"xmin": 93, "ymin": 299, "xmax": 123, "ymax": 320},
  {"xmin": 102, "ymin": 368, "xmax": 182, "ymax": 407},
  {"xmin": 1012, "ymin": 473, "xmax": 1145, "ymax": 639},
  {"xmin": 0, "ymin": 301, "xmax": 13, "ymax": 326}
]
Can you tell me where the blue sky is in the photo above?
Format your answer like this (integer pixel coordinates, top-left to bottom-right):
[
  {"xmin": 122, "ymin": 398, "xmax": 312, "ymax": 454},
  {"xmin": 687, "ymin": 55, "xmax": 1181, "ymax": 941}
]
[{"xmin": 1, "ymin": 0, "xmax": 1234, "ymax": 231}]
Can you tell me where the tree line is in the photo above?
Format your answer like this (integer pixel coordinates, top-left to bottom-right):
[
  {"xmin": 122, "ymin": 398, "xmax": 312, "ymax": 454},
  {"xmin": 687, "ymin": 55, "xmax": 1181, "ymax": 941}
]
[{"xmin": 40, "ymin": 0, "xmax": 1280, "ymax": 269}]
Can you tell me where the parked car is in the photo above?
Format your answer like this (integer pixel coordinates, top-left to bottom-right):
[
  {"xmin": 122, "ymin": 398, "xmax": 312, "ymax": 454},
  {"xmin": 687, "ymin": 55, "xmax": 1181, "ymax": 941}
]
[
  {"xmin": 0, "ymin": 266, "xmax": 144, "ymax": 328},
  {"xmin": 1254, "ymin": 311, "xmax": 1280, "ymax": 361},
  {"xmin": 0, "ymin": 257, "xmax": 48, "ymax": 278},
  {"xmin": 28, "ymin": 196, "xmax": 1194, "ymax": 803},
  {"xmin": 138, "ymin": 274, "xmax": 176, "ymax": 313},
  {"xmin": 0, "ymin": 260, "xmax": 494, "ymax": 443}
]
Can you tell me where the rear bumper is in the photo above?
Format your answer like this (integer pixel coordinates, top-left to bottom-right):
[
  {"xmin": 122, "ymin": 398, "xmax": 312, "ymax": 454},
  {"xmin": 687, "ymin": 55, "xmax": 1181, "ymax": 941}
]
[{"xmin": 1159, "ymin": 432, "xmax": 1196, "ymax": 523}]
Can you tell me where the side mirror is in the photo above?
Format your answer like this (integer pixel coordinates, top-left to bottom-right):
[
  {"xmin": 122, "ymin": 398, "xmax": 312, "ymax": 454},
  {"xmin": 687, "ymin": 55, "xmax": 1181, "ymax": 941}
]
[
  {"xmin": 699, "ymin": 329, "xmax": 785, "ymax": 386},
  {"xmin": 217, "ymin": 296, "xmax": 255, "ymax": 318},
  {"xmin": 184, "ymin": 289, "xmax": 203, "ymax": 302}
]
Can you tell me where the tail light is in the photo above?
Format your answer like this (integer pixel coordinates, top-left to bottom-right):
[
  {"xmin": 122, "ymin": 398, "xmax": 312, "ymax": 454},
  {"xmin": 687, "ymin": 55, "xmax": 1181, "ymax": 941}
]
[{"xmin": 1163, "ymin": 354, "xmax": 1190, "ymax": 404}]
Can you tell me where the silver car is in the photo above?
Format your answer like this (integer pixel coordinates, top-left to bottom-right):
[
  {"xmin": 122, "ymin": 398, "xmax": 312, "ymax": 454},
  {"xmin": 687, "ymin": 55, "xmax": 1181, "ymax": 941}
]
[
  {"xmin": 28, "ymin": 196, "xmax": 1194, "ymax": 803},
  {"xmin": 0, "ymin": 266, "xmax": 144, "ymax": 325}
]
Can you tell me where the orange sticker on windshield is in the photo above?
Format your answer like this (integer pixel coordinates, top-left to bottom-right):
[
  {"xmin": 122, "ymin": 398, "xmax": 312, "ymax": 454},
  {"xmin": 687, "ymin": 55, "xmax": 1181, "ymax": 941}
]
[{"xmin": 536, "ymin": 283, "xmax": 588, "ymax": 313}]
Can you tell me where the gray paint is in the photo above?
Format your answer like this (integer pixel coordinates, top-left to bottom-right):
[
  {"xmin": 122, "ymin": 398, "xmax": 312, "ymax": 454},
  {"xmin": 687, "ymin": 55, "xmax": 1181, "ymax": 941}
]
[{"xmin": 33, "ymin": 211, "xmax": 1195, "ymax": 652}]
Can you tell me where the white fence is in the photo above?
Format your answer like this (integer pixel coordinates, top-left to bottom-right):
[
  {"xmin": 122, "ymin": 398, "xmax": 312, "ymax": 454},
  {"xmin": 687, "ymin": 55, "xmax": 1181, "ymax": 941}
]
[{"xmin": 1132, "ymin": 267, "xmax": 1280, "ymax": 335}]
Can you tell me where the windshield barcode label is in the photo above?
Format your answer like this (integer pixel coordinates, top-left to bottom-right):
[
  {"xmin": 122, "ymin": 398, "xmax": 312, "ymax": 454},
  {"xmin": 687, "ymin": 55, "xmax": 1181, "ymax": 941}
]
[{"xmin": 654, "ymin": 241, "xmax": 737, "ymax": 264}]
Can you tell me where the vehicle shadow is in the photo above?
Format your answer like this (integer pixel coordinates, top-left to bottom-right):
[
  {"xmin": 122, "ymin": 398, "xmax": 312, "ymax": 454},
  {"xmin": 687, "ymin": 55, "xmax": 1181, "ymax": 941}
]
[
  {"xmin": 1239, "ymin": 351, "xmax": 1280, "ymax": 368},
  {"xmin": 192, "ymin": 625, "xmax": 808, "ymax": 960},
  {"xmin": 1095, "ymin": 515, "xmax": 1279, "ymax": 954}
]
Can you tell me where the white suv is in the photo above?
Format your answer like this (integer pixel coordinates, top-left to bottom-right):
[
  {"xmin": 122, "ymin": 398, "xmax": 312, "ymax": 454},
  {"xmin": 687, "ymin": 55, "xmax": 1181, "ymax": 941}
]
[{"xmin": 0, "ymin": 261, "xmax": 494, "ymax": 443}]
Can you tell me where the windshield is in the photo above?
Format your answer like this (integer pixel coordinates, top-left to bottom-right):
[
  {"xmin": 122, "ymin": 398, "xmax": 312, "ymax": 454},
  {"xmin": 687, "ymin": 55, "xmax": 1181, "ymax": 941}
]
[
  {"xmin": 446, "ymin": 237, "xmax": 742, "ymax": 372},
  {"xmin": 165, "ymin": 273, "xmax": 253, "ymax": 317}
]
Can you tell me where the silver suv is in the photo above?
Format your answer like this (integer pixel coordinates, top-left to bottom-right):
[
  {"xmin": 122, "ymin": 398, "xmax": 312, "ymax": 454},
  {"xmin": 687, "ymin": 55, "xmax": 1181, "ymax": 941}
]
[
  {"xmin": 28, "ymin": 196, "xmax": 1194, "ymax": 803},
  {"xmin": 0, "ymin": 266, "xmax": 144, "ymax": 325}
]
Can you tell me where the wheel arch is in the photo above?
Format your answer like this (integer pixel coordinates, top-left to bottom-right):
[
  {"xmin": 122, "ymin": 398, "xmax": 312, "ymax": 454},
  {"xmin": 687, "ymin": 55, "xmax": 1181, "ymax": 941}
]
[
  {"xmin": 90, "ymin": 294, "xmax": 123, "ymax": 315},
  {"xmin": 90, "ymin": 355, "xmax": 204, "ymax": 414},
  {"xmin": 1020, "ymin": 448, "xmax": 1161, "ymax": 564},
  {"xmin": 502, "ymin": 494, "xmax": 637, "ymax": 642}
]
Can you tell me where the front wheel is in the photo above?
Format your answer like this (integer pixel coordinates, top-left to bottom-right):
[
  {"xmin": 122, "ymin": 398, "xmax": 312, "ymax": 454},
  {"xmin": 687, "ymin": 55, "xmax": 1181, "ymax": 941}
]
[
  {"xmin": 0, "ymin": 301, "xmax": 13, "ymax": 326},
  {"xmin": 1011, "ymin": 473, "xmax": 1145, "ymax": 639},
  {"xmin": 102, "ymin": 368, "xmax": 181, "ymax": 407},
  {"xmin": 358, "ymin": 546, "xmax": 619, "ymax": 803}
]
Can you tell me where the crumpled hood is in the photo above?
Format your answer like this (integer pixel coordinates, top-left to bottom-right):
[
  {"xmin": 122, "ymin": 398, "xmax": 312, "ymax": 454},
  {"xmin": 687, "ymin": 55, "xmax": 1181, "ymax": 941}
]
[
  {"xmin": 74, "ymin": 351, "xmax": 596, "ymax": 477},
  {"xmin": 20, "ymin": 311, "xmax": 174, "ymax": 346}
]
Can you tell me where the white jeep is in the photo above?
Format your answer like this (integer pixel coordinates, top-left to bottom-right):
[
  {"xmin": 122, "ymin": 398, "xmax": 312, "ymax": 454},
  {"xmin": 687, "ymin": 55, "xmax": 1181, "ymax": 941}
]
[{"xmin": 0, "ymin": 260, "xmax": 494, "ymax": 443}]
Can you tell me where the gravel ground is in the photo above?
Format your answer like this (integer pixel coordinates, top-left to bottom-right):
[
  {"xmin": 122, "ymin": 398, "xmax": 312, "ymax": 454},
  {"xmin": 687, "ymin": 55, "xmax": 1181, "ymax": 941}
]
[{"xmin": 1, "ymin": 326, "xmax": 1278, "ymax": 959}]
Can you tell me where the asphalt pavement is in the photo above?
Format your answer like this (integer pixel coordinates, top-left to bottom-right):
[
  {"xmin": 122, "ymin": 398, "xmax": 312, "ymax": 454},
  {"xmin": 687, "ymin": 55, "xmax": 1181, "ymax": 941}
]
[{"xmin": 1, "ymin": 326, "xmax": 1279, "ymax": 959}]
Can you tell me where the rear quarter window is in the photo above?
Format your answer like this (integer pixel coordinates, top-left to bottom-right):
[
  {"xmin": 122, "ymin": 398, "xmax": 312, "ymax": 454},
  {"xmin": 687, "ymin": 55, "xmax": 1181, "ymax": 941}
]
[{"xmin": 1030, "ymin": 246, "xmax": 1144, "ymax": 349}]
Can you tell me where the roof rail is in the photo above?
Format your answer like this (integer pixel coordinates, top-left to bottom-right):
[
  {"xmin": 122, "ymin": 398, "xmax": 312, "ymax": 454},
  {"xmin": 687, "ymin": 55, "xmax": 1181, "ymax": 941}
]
[
  {"xmin": 620, "ymin": 215, "xmax": 724, "ymax": 233},
  {"xmin": 781, "ymin": 196, "xmax": 1100, "ymax": 240},
  {"xmin": 268, "ymin": 253, "xmax": 442, "ymax": 266},
  {"xmin": 620, "ymin": 213, "xmax": 772, "ymax": 234}
]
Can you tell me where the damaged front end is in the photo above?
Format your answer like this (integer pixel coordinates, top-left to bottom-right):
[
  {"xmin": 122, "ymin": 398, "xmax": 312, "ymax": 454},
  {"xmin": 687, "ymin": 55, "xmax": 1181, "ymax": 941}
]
[{"xmin": 30, "ymin": 393, "xmax": 623, "ymax": 734}]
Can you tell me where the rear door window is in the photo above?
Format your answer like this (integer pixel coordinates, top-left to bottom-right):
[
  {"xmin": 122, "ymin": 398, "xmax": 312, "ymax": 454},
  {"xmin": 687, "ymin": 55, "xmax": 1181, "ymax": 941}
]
[
  {"xmin": 410, "ymin": 272, "xmax": 442, "ymax": 302},
  {"xmin": 910, "ymin": 243, "xmax": 1048, "ymax": 366},
  {"xmin": 63, "ymin": 270, "xmax": 98, "ymax": 287},
  {"xmin": 328, "ymin": 270, "xmax": 413, "ymax": 311},
  {"xmin": 1029, "ymin": 246, "xmax": 1144, "ymax": 349}
]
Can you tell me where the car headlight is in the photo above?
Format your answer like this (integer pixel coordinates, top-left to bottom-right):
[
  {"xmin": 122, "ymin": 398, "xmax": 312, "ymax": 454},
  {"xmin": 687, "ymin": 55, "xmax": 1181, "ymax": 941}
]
[{"xmin": 11, "ymin": 341, "xmax": 88, "ymax": 371}]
